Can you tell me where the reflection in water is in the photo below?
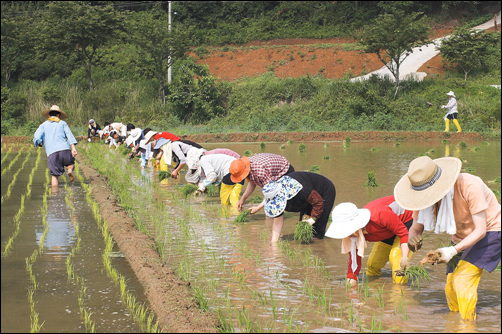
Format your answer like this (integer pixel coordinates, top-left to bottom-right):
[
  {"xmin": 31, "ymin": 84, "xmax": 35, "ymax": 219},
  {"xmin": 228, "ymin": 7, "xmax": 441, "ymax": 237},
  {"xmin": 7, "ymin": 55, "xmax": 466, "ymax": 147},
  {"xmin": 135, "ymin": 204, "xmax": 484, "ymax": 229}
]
[{"xmin": 36, "ymin": 189, "xmax": 75, "ymax": 257}]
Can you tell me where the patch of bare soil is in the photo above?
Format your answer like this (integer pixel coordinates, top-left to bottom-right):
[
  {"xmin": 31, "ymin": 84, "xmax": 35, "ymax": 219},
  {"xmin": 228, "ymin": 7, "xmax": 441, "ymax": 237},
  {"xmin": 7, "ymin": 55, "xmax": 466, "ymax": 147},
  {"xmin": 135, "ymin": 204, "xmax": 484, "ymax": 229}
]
[{"xmin": 74, "ymin": 153, "xmax": 219, "ymax": 333}]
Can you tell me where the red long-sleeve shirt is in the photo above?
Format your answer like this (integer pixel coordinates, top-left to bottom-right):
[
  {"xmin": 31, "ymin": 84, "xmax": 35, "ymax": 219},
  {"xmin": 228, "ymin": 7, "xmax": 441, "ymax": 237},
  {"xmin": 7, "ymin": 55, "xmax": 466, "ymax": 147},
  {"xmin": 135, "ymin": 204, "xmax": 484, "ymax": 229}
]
[{"xmin": 347, "ymin": 195, "xmax": 413, "ymax": 280}]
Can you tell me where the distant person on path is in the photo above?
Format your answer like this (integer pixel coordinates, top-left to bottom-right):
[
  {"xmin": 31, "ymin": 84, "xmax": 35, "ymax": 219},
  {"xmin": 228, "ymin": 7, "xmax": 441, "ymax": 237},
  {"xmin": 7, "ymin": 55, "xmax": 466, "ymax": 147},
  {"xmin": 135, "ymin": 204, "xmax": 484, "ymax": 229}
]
[
  {"xmin": 230, "ymin": 153, "xmax": 295, "ymax": 213},
  {"xmin": 325, "ymin": 196, "xmax": 414, "ymax": 286},
  {"xmin": 33, "ymin": 105, "xmax": 78, "ymax": 188},
  {"xmin": 87, "ymin": 119, "xmax": 101, "ymax": 142},
  {"xmin": 394, "ymin": 156, "xmax": 501, "ymax": 320},
  {"xmin": 262, "ymin": 171, "xmax": 336, "ymax": 241},
  {"xmin": 442, "ymin": 91, "xmax": 462, "ymax": 132}
]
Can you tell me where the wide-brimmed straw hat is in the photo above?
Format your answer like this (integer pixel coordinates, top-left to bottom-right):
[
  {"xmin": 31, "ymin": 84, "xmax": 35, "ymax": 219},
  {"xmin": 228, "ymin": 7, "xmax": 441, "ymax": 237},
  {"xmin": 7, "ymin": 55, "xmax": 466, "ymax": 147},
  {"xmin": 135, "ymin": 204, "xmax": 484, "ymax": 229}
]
[
  {"xmin": 262, "ymin": 176, "xmax": 303, "ymax": 217},
  {"xmin": 42, "ymin": 105, "xmax": 68, "ymax": 120},
  {"xmin": 394, "ymin": 156, "xmax": 461, "ymax": 211},
  {"xmin": 229, "ymin": 156, "xmax": 251, "ymax": 183},
  {"xmin": 325, "ymin": 203, "xmax": 371, "ymax": 239},
  {"xmin": 144, "ymin": 131, "xmax": 157, "ymax": 143},
  {"xmin": 446, "ymin": 91, "xmax": 455, "ymax": 97}
]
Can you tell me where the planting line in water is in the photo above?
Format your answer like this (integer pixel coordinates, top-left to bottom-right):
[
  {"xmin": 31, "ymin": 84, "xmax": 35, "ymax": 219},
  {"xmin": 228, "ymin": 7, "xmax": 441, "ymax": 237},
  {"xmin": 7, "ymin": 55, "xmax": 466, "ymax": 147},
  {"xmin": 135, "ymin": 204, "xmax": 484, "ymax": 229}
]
[
  {"xmin": 64, "ymin": 184, "xmax": 97, "ymax": 333},
  {"xmin": 74, "ymin": 161, "xmax": 159, "ymax": 333},
  {"xmin": 1, "ymin": 146, "xmax": 13, "ymax": 165},
  {"xmin": 1, "ymin": 148, "xmax": 32, "ymax": 203},
  {"xmin": 1, "ymin": 147, "xmax": 25, "ymax": 177}
]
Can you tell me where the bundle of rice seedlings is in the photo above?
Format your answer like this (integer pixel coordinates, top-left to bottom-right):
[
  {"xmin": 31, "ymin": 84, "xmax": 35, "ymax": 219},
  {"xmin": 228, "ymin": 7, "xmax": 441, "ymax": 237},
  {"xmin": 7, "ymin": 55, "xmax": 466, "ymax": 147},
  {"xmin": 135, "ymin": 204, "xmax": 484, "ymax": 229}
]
[
  {"xmin": 294, "ymin": 221, "xmax": 314, "ymax": 244},
  {"xmin": 364, "ymin": 171, "xmax": 380, "ymax": 187},
  {"xmin": 180, "ymin": 184, "xmax": 198, "ymax": 198},
  {"xmin": 234, "ymin": 209, "xmax": 251, "ymax": 222},
  {"xmin": 206, "ymin": 184, "xmax": 219, "ymax": 197},
  {"xmin": 158, "ymin": 171, "xmax": 170, "ymax": 182}
]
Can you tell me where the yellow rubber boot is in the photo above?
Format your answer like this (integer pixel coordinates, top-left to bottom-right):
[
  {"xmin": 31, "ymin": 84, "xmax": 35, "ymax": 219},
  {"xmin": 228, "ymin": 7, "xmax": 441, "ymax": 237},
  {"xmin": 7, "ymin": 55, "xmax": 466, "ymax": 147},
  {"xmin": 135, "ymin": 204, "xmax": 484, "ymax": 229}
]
[
  {"xmin": 229, "ymin": 183, "xmax": 243, "ymax": 208},
  {"xmin": 453, "ymin": 119, "xmax": 462, "ymax": 132},
  {"xmin": 389, "ymin": 237, "xmax": 413, "ymax": 284},
  {"xmin": 366, "ymin": 242, "xmax": 392, "ymax": 276},
  {"xmin": 445, "ymin": 260, "xmax": 482, "ymax": 321},
  {"xmin": 445, "ymin": 119, "xmax": 450, "ymax": 132},
  {"xmin": 220, "ymin": 183, "xmax": 233, "ymax": 205}
]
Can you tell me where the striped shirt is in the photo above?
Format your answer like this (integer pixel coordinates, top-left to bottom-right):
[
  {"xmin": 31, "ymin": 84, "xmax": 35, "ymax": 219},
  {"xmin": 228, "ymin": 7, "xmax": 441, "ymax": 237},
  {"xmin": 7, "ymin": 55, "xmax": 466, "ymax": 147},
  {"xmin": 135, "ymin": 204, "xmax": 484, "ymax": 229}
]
[{"xmin": 248, "ymin": 153, "xmax": 291, "ymax": 188}]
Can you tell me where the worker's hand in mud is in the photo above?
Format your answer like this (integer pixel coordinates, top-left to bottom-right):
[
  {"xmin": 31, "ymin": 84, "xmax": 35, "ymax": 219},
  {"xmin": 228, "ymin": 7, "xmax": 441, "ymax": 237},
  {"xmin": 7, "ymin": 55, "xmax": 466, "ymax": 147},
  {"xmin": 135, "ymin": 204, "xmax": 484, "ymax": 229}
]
[
  {"xmin": 435, "ymin": 246, "xmax": 457, "ymax": 264},
  {"xmin": 171, "ymin": 171, "xmax": 179, "ymax": 179},
  {"xmin": 236, "ymin": 200, "xmax": 245, "ymax": 211},
  {"xmin": 301, "ymin": 215, "xmax": 317, "ymax": 226},
  {"xmin": 408, "ymin": 235, "xmax": 423, "ymax": 252},
  {"xmin": 399, "ymin": 257, "xmax": 409, "ymax": 271},
  {"xmin": 194, "ymin": 189, "xmax": 203, "ymax": 197}
]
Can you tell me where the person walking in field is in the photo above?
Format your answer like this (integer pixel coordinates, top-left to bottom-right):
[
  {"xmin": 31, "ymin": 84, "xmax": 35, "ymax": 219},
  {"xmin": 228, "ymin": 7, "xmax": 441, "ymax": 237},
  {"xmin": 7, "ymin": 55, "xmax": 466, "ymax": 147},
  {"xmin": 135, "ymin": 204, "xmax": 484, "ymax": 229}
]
[
  {"xmin": 33, "ymin": 105, "xmax": 78, "ymax": 188},
  {"xmin": 442, "ymin": 91, "xmax": 462, "ymax": 132},
  {"xmin": 394, "ymin": 156, "xmax": 500, "ymax": 321},
  {"xmin": 325, "ymin": 196, "xmax": 414, "ymax": 286}
]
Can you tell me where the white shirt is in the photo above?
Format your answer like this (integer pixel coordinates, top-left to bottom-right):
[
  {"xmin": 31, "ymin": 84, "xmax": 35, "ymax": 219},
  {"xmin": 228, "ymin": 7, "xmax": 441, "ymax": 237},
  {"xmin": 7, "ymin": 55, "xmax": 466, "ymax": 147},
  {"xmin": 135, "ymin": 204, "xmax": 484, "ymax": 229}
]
[{"xmin": 443, "ymin": 97, "xmax": 458, "ymax": 115}]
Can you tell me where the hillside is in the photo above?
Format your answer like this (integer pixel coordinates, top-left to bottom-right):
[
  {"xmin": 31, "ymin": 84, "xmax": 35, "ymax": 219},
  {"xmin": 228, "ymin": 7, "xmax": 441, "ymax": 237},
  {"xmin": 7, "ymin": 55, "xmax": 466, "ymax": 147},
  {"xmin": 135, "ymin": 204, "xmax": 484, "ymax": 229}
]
[{"xmin": 192, "ymin": 26, "xmax": 457, "ymax": 81}]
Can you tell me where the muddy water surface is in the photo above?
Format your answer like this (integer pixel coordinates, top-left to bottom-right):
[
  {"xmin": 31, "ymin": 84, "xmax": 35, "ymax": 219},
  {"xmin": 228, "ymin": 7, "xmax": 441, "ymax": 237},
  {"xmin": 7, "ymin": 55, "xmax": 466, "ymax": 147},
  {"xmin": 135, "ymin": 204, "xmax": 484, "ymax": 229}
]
[
  {"xmin": 1, "ymin": 148, "xmax": 146, "ymax": 333},
  {"xmin": 153, "ymin": 139, "xmax": 501, "ymax": 333}
]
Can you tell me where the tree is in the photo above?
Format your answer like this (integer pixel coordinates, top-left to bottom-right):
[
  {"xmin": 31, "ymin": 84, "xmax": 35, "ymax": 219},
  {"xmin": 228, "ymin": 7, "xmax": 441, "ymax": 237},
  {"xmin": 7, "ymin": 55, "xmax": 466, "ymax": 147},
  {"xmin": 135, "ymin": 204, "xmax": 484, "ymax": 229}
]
[
  {"xmin": 438, "ymin": 26, "xmax": 500, "ymax": 80},
  {"xmin": 1, "ymin": 17, "xmax": 33, "ymax": 87},
  {"xmin": 129, "ymin": 7, "xmax": 191, "ymax": 104},
  {"xmin": 359, "ymin": 6, "xmax": 430, "ymax": 95},
  {"xmin": 39, "ymin": 1, "xmax": 125, "ymax": 90}
]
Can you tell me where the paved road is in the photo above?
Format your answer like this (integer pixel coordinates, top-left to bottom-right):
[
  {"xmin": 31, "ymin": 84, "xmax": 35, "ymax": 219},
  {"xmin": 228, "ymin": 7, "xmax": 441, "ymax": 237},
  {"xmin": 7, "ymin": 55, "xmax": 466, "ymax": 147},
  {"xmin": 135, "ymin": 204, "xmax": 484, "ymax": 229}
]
[{"xmin": 351, "ymin": 12, "xmax": 501, "ymax": 83}]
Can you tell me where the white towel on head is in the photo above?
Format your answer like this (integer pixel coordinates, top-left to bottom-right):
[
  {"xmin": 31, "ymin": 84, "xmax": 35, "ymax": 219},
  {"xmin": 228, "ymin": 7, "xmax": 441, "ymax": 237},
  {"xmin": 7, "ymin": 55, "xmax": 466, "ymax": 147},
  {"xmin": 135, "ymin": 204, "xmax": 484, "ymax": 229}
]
[
  {"xmin": 417, "ymin": 187, "xmax": 456, "ymax": 235},
  {"xmin": 341, "ymin": 229, "xmax": 367, "ymax": 274}
]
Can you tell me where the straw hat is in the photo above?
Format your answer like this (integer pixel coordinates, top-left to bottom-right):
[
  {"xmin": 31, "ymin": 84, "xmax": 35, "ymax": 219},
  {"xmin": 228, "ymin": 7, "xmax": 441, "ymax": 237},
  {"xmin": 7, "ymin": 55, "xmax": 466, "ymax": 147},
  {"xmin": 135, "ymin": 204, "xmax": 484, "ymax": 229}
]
[
  {"xmin": 229, "ymin": 156, "xmax": 251, "ymax": 183},
  {"xmin": 325, "ymin": 203, "xmax": 371, "ymax": 239},
  {"xmin": 394, "ymin": 156, "xmax": 461, "ymax": 211},
  {"xmin": 144, "ymin": 131, "xmax": 157, "ymax": 143},
  {"xmin": 446, "ymin": 91, "xmax": 455, "ymax": 97},
  {"xmin": 42, "ymin": 105, "xmax": 68, "ymax": 120},
  {"xmin": 262, "ymin": 176, "xmax": 303, "ymax": 217}
]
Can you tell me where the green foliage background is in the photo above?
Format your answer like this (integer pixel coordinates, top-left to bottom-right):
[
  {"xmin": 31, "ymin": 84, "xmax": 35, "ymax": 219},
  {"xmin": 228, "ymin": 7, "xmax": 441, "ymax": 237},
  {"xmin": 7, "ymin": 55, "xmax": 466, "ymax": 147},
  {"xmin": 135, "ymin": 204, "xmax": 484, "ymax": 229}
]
[{"xmin": 1, "ymin": 1, "xmax": 501, "ymax": 137}]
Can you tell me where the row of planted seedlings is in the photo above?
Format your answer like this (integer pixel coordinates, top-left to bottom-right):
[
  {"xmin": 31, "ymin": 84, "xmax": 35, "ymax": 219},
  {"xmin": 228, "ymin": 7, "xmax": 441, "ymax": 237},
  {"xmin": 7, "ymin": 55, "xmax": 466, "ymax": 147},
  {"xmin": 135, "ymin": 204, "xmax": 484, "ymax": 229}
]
[
  {"xmin": 79, "ymin": 142, "xmax": 415, "ymax": 332},
  {"xmin": 74, "ymin": 150, "xmax": 160, "ymax": 332},
  {"xmin": 24, "ymin": 168, "xmax": 51, "ymax": 333},
  {"xmin": 1, "ymin": 144, "xmax": 28, "ymax": 176},
  {"xmin": 2, "ymin": 146, "xmax": 37, "ymax": 257}
]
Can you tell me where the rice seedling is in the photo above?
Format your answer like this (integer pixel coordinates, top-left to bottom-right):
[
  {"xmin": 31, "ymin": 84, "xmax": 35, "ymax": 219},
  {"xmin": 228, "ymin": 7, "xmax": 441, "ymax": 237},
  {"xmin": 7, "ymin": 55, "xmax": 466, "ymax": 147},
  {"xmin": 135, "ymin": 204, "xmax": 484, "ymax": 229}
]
[
  {"xmin": 322, "ymin": 155, "xmax": 330, "ymax": 160},
  {"xmin": 464, "ymin": 167, "xmax": 476, "ymax": 172},
  {"xmin": 180, "ymin": 184, "xmax": 198, "ymax": 197},
  {"xmin": 244, "ymin": 150, "xmax": 252, "ymax": 156},
  {"xmin": 287, "ymin": 140, "xmax": 294, "ymax": 145},
  {"xmin": 458, "ymin": 141, "xmax": 467, "ymax": 148},
  {"xmin": 260, "ymin": 142, "xmax": 266, "ymax": 149},
  {"xmin": 234, "ymin": 209, "xmax": 251, "ymax": 222},
  {"xmin": 1, "ymin": 149, "xmax": 23, "ymax": 176},
  {"xmin": 442, "ymin": 139, "xmax": 449, "ymax": 144},
  {"xmin": 0, "ymin": 146, "xmax": 12, "ymax": 165},
  {"xmin": 293, "ymin": 221, "xmax": 314, "ymax": 244},
  {"xmin": 401, "ymin": 265, "xmax": 431, "ymax": 290},
  {"xmin": 298, "ymin": 143, "xmax": 306, "ymax": 152},
  {"xmin": 370, "ymin": 312, "xmax": 383, "ymax": 333},
  {"xmin": 364, "ymin": 171, "xmax": 380, "ymax": 187},
  {"xmin": 157, "ymin": 170, "xmax": 170, "ymax": 181},
  {"xmin": 248, "ymin": 195, "xmax": 263, "ymax": 203},
  {"xmin": 394, "ymin": 142, "xmax": 401, "ymax": 147},
  {"xmin": 374, "ymin": 284, "xmax": 385, "ymax": 307},
  {"xmin": 280, "ymin": 144, "xmax": 286, "ymax": 149},
  {"xmin": 309, "ymin": 165, "xmax": 320, "ymax": 173},
  {"xmin": 206, "ymin": 184, "xmax": 219, "ymax": 197}
]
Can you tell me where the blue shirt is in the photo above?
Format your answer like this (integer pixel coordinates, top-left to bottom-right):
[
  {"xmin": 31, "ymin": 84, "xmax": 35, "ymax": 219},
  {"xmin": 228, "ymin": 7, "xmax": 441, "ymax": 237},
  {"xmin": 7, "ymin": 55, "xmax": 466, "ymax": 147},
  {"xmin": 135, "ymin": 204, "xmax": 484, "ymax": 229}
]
[{"xmin": 33, "ymin": 120, "xmax": 77, "ymax": 156}]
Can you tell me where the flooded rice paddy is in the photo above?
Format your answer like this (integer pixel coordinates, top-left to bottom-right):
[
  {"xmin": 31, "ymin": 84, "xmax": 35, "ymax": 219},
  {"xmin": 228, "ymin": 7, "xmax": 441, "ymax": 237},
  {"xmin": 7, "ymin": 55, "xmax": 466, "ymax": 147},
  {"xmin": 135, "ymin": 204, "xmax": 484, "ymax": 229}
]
[{"xmin": 1, "ymin": 138, "xmax": 501, "ymax": 333}]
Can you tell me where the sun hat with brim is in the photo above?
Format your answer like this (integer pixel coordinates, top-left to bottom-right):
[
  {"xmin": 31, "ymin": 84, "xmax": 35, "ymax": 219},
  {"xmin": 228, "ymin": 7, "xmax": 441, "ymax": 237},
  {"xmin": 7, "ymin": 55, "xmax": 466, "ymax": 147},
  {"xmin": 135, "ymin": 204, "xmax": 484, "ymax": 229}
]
[
  {"xmin": 153, "ymin": 137, "xmax": 171, "ymax": 150},
  {"xmin": 394, "ymin": 156, "xmax": 462, "ymax": 211},
  {"xmin": 229, "ymin": 156, "xmax": 251, "ymax": 183},
  {"xmin": 125, "ymin": 137, "xmax": 135, "ymax": 148},
  {"xmin": 446, "ymin": 91, "xmax": 455, "ymax": 97},
  {"xmin": 89, "ymin": 119, "xmax": 95, "ymax": 124},
  {"xmin": 129, "ymin": 128, "xmax": 142, "ymax": 142},
  {"xmin": 263, "ymin": 176, "xmax": 303, "ymax": 218},
  {"xmin": 42, "ymin": 105, "xmax": 68, "ymax": 120},
  {"xmin": 144, "ymin": 131, "xmax": 157, "ymax": 143},
  {"xmin": 325, "ymin": 202, "xmax": 371, "ymax": 239},
  {"xmin": 186, "ymin": 147, "xmax": 205, "ymax": 170}
]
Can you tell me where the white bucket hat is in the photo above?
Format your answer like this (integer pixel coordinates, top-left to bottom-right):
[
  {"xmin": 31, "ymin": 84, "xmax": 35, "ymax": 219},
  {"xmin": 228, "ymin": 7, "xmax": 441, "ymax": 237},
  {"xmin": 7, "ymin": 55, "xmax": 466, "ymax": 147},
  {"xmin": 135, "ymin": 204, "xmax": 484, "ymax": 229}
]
[
  {"xmin": 186, "ymin": 148, "xmax": 205, "ymax": 170},
  {"xmin": 446, "ymin": 91, "xmax": 455, "ymax": 97},
  {"xmin": 129, "ymin": 128, "xmax": 142, "ymax": 142},
  {"xmin": 394, "ymin": 156, "xmax": 461, "ymax": 210},
  {"xmin": 125, "ymin": 137, "xmax": 134, "ymax": 148},
  {"xmin": 325, "ymin": 202, "xmax": 371, "ymax": 239}
]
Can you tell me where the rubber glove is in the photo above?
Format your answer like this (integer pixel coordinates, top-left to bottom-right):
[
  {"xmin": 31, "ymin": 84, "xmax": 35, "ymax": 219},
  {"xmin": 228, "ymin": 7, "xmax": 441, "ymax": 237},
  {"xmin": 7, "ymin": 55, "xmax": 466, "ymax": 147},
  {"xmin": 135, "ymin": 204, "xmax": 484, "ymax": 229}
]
[
  {"xmin": 408, "ymin": 235, "xmax": 423, "ymax": 252},
  {"xmin": 435, "ymin": 246, "xmax": 458, "ymax": 263}
]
